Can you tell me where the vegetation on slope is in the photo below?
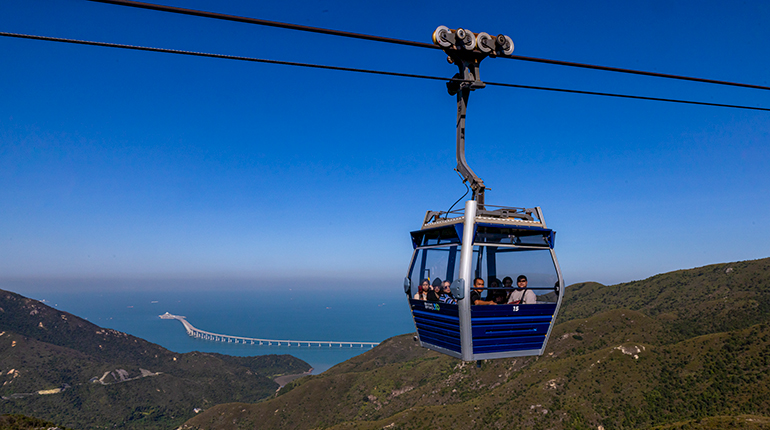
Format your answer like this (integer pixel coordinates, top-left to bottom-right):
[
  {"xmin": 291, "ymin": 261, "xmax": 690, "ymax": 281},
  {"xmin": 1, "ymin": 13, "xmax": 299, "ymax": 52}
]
[
  {"xmin": 182, "ymin": 257, "xmax": 770, "ymax": 430},
  {"xmin": 0, "ymin": 289, "xmax": 311, "ymax": 429},
  {"xmin": 0, "ymin": 413, "xmax": 75, "ymax": 430},
  {"xmin": 560, "ymin": 258, "xmax": 770, "ymax": 341}
]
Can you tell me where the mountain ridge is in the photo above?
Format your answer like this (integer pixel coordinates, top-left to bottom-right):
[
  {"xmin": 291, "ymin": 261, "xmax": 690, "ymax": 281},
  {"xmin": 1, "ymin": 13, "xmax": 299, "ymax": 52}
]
[
  {"xmin": 0, "ymin": 288, "xmax": 311, "ymax": 429},
  {"xmin": 182, "ymin": 257, "xmax": 770, "ymax": 430}
]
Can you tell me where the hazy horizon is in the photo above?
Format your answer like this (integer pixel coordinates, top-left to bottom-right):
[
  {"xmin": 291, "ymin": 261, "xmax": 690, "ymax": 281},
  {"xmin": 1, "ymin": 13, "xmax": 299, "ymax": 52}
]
[{"xmin": 5, "ymin": 254, "xmax": 768, "ymax": 294}]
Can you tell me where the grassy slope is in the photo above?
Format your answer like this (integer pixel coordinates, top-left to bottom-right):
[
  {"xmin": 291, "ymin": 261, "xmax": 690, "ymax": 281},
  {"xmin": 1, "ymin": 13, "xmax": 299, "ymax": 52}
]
[
  {"xmin": 653, "ymin": 415, "xmax": 770, "ymax": 429},
  {"xmin": 560, "ymin": 258, "xmax": 770, "ymax": 341},
  {"xmin": 182, "ymin": 257, "xmax": 770, "ymax": 430},
  {"xmin": 0, "ymin": 289, "xmax": 311, "ymax": 429},
  {"xmin": 0, "ymin": 413, "xmax": 74, "ymax": 430}
]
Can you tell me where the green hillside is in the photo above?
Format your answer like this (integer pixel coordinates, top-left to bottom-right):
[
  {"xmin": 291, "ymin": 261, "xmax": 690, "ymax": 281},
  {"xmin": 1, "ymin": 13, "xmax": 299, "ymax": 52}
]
[
  {"xmin": 0, "ymin": 413, "xmax": 74, "ymax": 430},
  {"xmin": 560, "ymin": 258, "xmax": 770, "ymax": 341},
  {"xmin": 182, "ymin": 257, "xmax": 770, "ymax": 430},
  {"xmin": 0, "ymin": 289, "xmax": 311, "ymax": 429}
]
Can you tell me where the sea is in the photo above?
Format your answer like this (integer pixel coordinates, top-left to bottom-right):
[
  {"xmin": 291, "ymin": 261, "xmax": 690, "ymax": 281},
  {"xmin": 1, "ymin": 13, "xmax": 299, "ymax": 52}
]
[{"xmin": 4, "ymin": 281, "xmax": 416, "ymax": 374}]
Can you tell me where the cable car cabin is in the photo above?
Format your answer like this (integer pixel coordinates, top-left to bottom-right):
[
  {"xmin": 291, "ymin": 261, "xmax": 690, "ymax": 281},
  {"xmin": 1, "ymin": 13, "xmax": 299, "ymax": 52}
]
[{"xmin": 404, "ymin": 200, "xmax": 564, "ymax": 361}]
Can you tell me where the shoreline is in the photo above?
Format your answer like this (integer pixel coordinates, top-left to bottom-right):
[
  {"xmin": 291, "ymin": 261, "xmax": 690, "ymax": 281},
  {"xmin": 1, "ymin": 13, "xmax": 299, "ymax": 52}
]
[{"xmin": 274, "ymin": 368, "xmax": 313, "ymax": 389}]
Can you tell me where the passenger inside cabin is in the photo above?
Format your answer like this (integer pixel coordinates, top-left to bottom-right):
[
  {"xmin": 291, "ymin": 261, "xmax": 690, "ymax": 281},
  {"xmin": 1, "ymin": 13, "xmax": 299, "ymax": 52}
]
[
  {"xmin": 439, "ymin": 280, "xmax": 456, "ymax": 304},
  {"xmin": 488, "ymin": 278, "xmax": 507, "ymax": 304},
  {"xmin": 414, "ymin": 279, "xmax": 429, "ymax": 301},
  {"xmin": 502, "ymin": 276, "xmax": 514, "ymax": 302},
  {"xmin": 470, "ymin": 277, "xmax": 495, "ymax": 305},
  {"xmin": 508, "ymin": 275, "xmax": 537, "ymax": 305},
  {"xmin": 427, "ymin": 278, "xmax": 442, "ymax": 302}
]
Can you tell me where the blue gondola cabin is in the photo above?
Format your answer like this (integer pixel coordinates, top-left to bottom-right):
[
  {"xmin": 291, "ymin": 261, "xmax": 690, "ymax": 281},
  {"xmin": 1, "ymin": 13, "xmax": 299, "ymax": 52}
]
[{"xmin": 404, "ymin": 200, "xmax": 564, "ymax": 361}]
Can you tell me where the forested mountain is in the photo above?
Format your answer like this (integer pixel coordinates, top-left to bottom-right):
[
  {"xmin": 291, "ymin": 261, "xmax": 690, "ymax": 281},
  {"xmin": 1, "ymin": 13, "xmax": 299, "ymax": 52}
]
[
  {"xmin": 0, "ymin": 289, "xmax": 311, "ymax": 429},
  {"xmin": 0, "ymin": 413, "xmax": 74, "ymax": 430},
  {"xmin": 182, "ymin": 258, "xmax": 770, "ymax": 430}
]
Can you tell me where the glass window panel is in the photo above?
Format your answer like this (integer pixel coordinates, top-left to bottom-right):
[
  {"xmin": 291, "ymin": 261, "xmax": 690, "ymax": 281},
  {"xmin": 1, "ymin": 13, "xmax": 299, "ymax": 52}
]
[
  {"xmin": 474, "ymin": 226, "xmax": 551, "ymax": 247},
  {"xmin": 411, "ymin": 226, "xmax": 461, "ymax": 248},
  {"xmin": 471, "ymin": 246, "xmax": 559, "ymax": 303},
  {"xmin": 407, "ymin": 246, "xmax": 461, "ymax": 298}
]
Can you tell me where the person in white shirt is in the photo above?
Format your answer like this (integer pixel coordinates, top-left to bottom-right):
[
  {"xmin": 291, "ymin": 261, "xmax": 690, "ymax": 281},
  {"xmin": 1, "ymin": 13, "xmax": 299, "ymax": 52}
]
[{"xmin": 508, "ymin": 275, "xmax": 537, "ymax": 305}]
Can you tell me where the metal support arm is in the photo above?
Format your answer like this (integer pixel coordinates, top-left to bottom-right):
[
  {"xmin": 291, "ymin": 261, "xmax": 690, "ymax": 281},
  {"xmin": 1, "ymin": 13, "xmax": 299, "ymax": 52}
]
[
  {"xmin": 455, "ymin": 87, "xmax": 486, "ymax": 207},
  {"xmin": 448, "ymin": 53, "xmax": 488, "ymax": 208}
]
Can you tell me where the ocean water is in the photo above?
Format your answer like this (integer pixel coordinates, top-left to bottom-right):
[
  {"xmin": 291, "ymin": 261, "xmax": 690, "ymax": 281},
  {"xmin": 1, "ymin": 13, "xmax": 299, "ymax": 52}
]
[{"xmin": 7, "ymin": 283, "xmax": 416, "ymax": 374}]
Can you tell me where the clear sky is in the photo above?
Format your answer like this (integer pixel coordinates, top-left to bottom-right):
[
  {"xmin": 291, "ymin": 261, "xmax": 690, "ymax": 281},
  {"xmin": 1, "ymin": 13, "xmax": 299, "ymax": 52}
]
[{"xmin": 1, "ymin": 0, "xmax": 769, "ymax": 289}]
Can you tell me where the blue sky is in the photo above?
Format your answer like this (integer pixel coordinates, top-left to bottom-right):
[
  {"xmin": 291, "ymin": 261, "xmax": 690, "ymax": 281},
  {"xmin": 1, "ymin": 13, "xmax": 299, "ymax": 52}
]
[{"xmin": 1, "ymin": 0, "xmax": 769, "ymax": 288}]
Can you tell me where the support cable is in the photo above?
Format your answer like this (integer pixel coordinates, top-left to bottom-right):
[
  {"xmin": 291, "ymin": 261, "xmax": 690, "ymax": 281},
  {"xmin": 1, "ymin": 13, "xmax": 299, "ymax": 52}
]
[
  {"xmin": 87, "ymin": 0, "xmax": 437, "ymax": 50},
  {"xmin": 2, "ymin": 31, "xmax": 769, "ymax": 112},
  {"xmin": 0, "ymin": 31, "xmax": 446, "ymax": 81},
  {"xmin": 87, "ymin": 0, "xmax": 770, "ymax": 92},
  {"xmin": 446, "ymin": 170, "xmax": 470, "ymax": 218},
  {"xmin": 483, "ymin": 80, "xmax": 770, "ymax": 111}
]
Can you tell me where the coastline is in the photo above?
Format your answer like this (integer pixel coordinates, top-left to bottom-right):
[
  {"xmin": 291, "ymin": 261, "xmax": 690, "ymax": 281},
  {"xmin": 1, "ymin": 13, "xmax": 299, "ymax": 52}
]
[{"xmin": 274, "ymin": 369, "xmax": 313, "ymax": 389}]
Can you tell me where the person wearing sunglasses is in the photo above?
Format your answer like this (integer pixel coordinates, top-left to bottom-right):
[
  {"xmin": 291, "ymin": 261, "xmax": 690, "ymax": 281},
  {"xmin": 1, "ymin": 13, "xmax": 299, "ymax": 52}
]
[{"xmin": 508, "ymin": 275, "xmax": 536, "ymax": 305}]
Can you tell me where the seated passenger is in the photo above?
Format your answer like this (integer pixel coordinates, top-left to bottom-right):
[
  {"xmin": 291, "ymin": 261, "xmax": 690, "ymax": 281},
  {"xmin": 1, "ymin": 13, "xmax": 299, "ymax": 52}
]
[
  {"xmin": 488, "ymin": 278, "xmax": 507, "ymax": 304},
  {"xmin": 508, "ymin": 275, "xmax": 537, "ymax": 305},
  {"xmin": 414, "ymin": 279, "xmax": 429, "ymax": 301},
  {"xmin": 426, "ymin": 278, "xmax": 442, "ymax": 302},
  {"xmin": 501, "ymin": 276, "xmax": 515, "ymax": 302},
  {"xmin": 470, "ymin": 277, "xmax": 495, "ymax": 305},
  {"xmin": 439, "ymin": 280, "xmax": 456, "ymax": 304}
]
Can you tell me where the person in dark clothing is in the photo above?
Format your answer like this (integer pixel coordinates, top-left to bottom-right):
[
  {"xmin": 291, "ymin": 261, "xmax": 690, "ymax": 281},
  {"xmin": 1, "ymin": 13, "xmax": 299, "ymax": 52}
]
[
  {"xmin": 469, "ymin": 277, "xmax": 495, "ymax": 305},
  {"xmin": 426, "ymin": 278, "xmax": 441, "ymax": 302},
  {"xmin": 488, "ymin": 278, "xmax": 507, "ymax": 304},
  {"xmin": 501, "ymin": 276, "xmax": 514, "ymax": 302}
]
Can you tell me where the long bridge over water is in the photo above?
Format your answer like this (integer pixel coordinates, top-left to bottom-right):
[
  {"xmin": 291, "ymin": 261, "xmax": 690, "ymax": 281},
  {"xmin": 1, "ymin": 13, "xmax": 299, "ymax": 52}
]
[{"xmin": 160, "ymin": 312, "xmax": 379, "ymax": 348}]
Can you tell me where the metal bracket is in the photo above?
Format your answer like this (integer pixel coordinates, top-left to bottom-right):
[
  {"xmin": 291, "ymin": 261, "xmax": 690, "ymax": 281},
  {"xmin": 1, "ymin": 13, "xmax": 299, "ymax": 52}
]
[
  {"xmin": 450, "ymin": 278, "xmax": 465, "ymax": 300},
  {"xmin": 433, "ymin": 26, "xmax": 514, "ymax": 209}
]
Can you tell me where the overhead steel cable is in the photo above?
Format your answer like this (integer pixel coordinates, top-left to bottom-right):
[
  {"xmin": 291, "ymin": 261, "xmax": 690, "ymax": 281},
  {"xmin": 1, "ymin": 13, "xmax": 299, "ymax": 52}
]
[
  {"xmin": 483, "ymin": 80, "xmax": 770, "ymax": 111},
  {"xmin": 0, "ymin": 31, "xmax": 446, "ymax": 80},
  {"xmin": 2, "ymin": 31, "xmax": 770, "ymax": 112},
  {"xmin": 87, "ymin": 0, "xmax": 438, "ymax": 51},
  {"xmin": 503, "ymin": 55, "xmax": 770, "ymax": 92},
  {"xmin": 88, "ymin": 0, "xmax": 770, "ymax": 92}
]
